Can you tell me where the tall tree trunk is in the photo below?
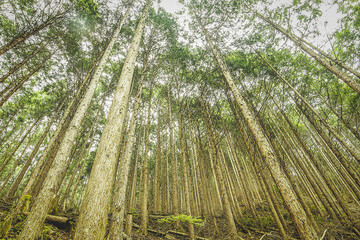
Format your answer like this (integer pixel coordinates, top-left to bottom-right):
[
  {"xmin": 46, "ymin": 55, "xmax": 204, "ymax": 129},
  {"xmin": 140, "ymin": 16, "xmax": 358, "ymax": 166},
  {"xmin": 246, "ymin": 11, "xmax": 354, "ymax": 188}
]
[
  {"xmin": 58, "ymin": 107, "xmax": 101, "ymax": 212},
  {"xmin": 124, "ymin": 130, "xmax": 142, "ymax": 237},
  {"xmin": 167, "ymin": 83, "xmax": 179, "ymax": 220},
  {"xmin": 16, "ymin": 55, "xmax": 100, "ymax": 210},
  {"xmin": 160, "ymin": 141, "xmax": 168, "ymax": 213},
  {"xmin": 18, "ymin": 6, "xmax": 131, "ymax": 239},
  {"xmin": 138, "ymin": 85, "xmax": 153, "ymax": 236},
  {"xmin": 200, "ymin": 99, "xmax": 238, "ymax": 238},
  {"xmin": 74, "ymin": 2, "xmax": 151, "ymax": 239},
  {"xmin": 107, "ymin": 51, "xmax": 150, "ymax": 239},
  {"xmin": 153, "ymin": 106, "xmax": 161, "ymax": 214},
  {"xmin": 257, "ymin": 51, "xmax": 360, "ymax": 162},
  {"xmin": 294, "ymin": 34, "xmax": 360, "ymax": 79},
  {"xmin": 195, "ymin": 16, "xmax": 318, "ymax": 239},
  {"xmin": 279, "ymin": 103, "xmax": 357, "ymax": 221},
  {"xmin": 178, "ymin": 105, "xmax": 195, "ymax": 240}
]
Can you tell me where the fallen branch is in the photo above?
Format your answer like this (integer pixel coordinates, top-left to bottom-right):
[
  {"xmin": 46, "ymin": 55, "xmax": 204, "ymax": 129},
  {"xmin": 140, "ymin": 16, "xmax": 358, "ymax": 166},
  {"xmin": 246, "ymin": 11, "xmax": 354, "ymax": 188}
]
[
  {"xmin": 320, "ymin": 229, "xmax": 328, "ymax": 240},
  {"xmin": 22, "ymin": 212, "xmax": 69, "ymax": 224}
]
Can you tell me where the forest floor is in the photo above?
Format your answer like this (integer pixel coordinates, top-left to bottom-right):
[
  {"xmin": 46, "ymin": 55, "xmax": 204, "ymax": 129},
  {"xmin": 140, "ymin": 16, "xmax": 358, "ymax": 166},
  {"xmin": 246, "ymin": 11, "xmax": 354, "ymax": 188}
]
[{"xmin": 0, "ymin": 201, "xmax": 360, "ymax": 239}]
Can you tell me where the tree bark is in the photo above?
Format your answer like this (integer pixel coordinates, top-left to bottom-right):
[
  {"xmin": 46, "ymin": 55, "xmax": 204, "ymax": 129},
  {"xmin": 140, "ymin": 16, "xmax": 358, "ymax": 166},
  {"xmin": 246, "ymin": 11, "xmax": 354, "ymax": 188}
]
[
  {"xmin": 167, "ymin": 83, "xmax": 179, "ymax": 219},
  {"xmin": 107, "ymin": 50, "xmax": 150, "ymax": 239},
  {"xmin": 15, "ymin": 54, "xmax": 100, "ymax": 209},
  {"xmin": 74, "ymin": 2, "xmax": 151, "ymax": 239},
  {"xmin": 18, "ymin": 6, "xmax": 130, "ymax": 239},
  {"xmin": 195, "ymin": 15, "xmax": 318, "ymax": 239},
  {"xmin": 138, "ymin": 85, "xmax": 153, "ymax": 236},
  {"xmin": 178, "ymin": 105, "xmax": 195, "ymax": 240},
  {"xmin": 153, "ymin": 106, "xmax": 161, "ymax": 214},
  {"xmin": 200, "ymin": 99, "xmax": 238, "ymax": 238}
]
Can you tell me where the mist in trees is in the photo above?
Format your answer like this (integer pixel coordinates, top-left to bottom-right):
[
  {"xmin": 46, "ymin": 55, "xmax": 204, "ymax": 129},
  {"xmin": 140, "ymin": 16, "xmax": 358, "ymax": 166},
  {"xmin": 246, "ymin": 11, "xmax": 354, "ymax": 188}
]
[{"xmin": 0, "ymin": 0, "xmax": 359, "ymax": 239}]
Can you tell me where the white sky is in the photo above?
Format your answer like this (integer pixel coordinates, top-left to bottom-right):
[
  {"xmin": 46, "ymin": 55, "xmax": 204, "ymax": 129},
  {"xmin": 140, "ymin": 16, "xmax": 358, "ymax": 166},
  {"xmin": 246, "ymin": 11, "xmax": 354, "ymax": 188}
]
[{"xmin": 159, "ymin": 0, "xmax": 183, "ymax": 14}]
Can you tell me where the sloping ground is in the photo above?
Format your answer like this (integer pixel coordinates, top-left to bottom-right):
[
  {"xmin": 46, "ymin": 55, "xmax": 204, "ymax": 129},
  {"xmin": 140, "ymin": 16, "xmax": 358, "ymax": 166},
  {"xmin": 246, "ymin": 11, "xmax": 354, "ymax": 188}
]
[{"xmin": 0, "ymin": 200, "xmax": 359, "ymax": 239}]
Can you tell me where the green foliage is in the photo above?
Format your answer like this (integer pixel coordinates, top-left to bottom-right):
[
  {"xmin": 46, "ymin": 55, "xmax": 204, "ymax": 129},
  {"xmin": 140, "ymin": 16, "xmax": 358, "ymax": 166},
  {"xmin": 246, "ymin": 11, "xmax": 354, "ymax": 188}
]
[
  {"xmin": 74, "ymin": 0, "xmax": 100, "ymax": 20},
  {"xmin": 157, "ymin": 214, "xmax": 205, "ymax": 227},
  {"xmin": 238, "ymin": 215, "xmax": 276, "ymax": 229},
  {"xmin": 41, "ymin": 225, "xmax": 60, "ymax": 239},
  {"xmin": 21, "ymin": 195, "xmax": 32, "ymax": 212},
  {"xmin": 74, "ymin": 0, "xmax": 99, "ymax": 15},
  {"xmin": 0, "ymin": 16, "xmax": 17, "ymax": 37}
]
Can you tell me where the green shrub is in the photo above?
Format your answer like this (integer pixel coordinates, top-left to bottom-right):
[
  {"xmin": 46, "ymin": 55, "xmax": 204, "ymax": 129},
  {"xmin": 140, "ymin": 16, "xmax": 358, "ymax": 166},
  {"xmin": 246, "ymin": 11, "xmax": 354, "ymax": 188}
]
[{"xmin": 157, "ymin": 214, "xmax": 205, "ymax": 227}]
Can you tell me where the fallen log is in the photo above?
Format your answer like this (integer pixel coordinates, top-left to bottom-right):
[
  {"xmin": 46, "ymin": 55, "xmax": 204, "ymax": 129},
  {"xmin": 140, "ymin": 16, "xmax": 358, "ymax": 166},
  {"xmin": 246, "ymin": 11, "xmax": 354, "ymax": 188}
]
[{"xmin": 22, "ymin": 212, "xmax": 69, "ymax": 224}]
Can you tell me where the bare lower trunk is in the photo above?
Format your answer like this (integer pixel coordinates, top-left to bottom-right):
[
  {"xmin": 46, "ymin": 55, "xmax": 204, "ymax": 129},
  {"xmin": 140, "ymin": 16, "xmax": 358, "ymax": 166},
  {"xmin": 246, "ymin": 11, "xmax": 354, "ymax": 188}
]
[
  {"xmin": 107, "ymin": 48, "xmax": 149, "ymax": 239},
  {"xmin": 178, "ymin": 106, "xmax": 195, "ymax": 240},
  {"xmin": 74, "ymin": 2, "xmax": 151, "ymax": 239},
  {"xmin": 138, "ymin": 85, "xmax": 153, "ymax": 236},
  {"xmin": 168, "ymin": 84, "xmax": 179, "ymax": 219}
]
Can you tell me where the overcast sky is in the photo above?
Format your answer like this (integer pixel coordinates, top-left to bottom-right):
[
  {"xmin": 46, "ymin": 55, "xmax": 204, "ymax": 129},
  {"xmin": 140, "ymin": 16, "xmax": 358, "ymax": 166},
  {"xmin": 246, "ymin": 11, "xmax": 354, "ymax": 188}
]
[{"xmin": 159, "ymin": 0, "xmax": 182, "ymax": 14}]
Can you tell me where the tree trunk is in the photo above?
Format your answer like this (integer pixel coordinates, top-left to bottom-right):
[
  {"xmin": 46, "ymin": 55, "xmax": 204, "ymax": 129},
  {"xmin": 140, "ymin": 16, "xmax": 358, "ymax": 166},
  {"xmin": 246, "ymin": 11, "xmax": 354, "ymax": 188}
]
[
  {"xmin": 257, "ymin": 52, "xmax": 360, "ymax": 162},
  {"xmin": 18, "ymin": 6, "xmax": 131, "ymax": 239},
  {"xmin": 167, "ymin": 83, "xmax": 179, "ymax": 220},
  {"xmin": 124, "ymin": 130, "xmax": 142, "ymax": 238},
  {"xmin": 138, "ymin": 85, "xmax": 153, "ymax": 236},
  {"xmin": 58, "ymin": 112, "xmax": 100, "ymax": 212},
  {"xmin": 107, "ymin": 50, "xmax": 150, "ymax": 239},
  {"xmin": 153, "ymin": 106, "xmax": 161, "ymax": 214},
  {"xmin": 195, "ymin": 16, "xmax": 318, "ymax": 239},
  {"xmin": 178, "ymin": 105, "xmax": 195, "ymax": 240},
  {"xmin": 200, "ymin": 99, "xmax": 238, "ymax": 238},
  {"xmin": 74, "ymin": 2, "xmax": 151, "ymax": 239},
  {"xmin": 15, "ymin": 54, "xmax": 100, "ymax": 209}
]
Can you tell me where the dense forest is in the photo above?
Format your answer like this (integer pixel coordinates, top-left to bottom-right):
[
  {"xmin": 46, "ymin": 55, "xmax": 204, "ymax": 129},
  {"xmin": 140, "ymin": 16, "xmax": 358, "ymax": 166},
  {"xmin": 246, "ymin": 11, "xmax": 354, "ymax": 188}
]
[{"xmin": 0, "ymin": 0, "xmax": 359, "ymax": 239}]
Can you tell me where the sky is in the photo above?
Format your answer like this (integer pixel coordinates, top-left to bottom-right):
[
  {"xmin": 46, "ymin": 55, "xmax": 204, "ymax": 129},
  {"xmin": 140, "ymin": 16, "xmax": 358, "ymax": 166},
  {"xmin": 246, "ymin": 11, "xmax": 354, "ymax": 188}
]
[{"xmin": 159, "ymin": 0, "xmax": 183, "ymax": 14}]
